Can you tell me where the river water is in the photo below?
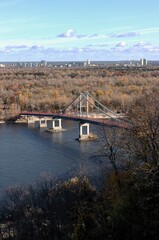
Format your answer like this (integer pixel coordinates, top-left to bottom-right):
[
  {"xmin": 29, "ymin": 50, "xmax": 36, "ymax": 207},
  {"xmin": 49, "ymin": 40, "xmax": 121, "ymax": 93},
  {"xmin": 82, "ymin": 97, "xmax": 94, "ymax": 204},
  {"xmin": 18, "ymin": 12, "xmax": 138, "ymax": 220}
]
[{"xmin": 0, "ymin": 121, "xmax": 103, "ymax": 197}]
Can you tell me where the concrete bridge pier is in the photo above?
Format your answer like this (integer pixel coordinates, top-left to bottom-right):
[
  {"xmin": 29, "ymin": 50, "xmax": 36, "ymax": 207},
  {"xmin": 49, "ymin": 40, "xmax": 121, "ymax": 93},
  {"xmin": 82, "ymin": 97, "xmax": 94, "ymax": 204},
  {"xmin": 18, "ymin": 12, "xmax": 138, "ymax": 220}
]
[
  {"xmin": 79, "ymin": 123, "xmax": 90, "ymax": 140},
  {"xmin": 39, "ymin": 118, "xmax": 48, "ymax": 128},
  {"xmin": 27, "ymin": 116, "xmax": 39, "ymax": 124},
  {"xmin": 52, "ymin": 118, "xmax": 62, "ymax": 130},
  {"xmin": 78, "ymin": 122, "xmax": 97, "ymax": 141},
  {"xmin": 27, "ymin": 118, "xmax": 35, "ymax": 124},
  {"xmin": 48, "ymin": 118, "xmax": 65, "ymax": 132}
]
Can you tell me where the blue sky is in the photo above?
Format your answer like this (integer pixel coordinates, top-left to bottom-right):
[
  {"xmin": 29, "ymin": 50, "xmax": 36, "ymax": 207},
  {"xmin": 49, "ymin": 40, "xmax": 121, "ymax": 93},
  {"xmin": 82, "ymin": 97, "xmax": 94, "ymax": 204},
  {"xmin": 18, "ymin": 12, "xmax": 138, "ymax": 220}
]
[{"xmin": 0, "ymin": 0, "xmax": 159, "ymax": 61}]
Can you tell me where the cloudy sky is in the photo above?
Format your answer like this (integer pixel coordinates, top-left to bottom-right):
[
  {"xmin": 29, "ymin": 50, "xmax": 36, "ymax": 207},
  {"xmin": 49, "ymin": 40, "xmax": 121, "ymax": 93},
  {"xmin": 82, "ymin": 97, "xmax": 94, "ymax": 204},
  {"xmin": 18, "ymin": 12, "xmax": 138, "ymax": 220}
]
[{"xmin": 0, "ymin": 0, "xmax": 159, "ymax": 61}]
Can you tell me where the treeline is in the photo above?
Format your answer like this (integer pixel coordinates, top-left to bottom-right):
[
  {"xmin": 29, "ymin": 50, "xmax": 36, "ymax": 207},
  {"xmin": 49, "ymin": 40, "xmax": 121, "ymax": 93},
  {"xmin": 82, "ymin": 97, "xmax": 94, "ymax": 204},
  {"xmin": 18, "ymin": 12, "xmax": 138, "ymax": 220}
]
[
  {"xmin": 0, "ymin": 93, "xmax": 159, "ymax": 239},
  {"xmin": 0, "ymin": 67, "xmax": 159, "ymax": 120}
]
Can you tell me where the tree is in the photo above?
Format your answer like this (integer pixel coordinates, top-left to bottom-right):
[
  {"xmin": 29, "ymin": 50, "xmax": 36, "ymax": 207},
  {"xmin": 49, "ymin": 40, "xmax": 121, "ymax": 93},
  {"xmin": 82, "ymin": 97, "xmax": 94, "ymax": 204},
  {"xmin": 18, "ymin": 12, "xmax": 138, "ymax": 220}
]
[
  {"xmin": 97, "ymin": 126, "xmax": 132, "ymax": 188},
  {"xmin": 128, "ymin": 93, "xmax": 159, "ymax": 168}
]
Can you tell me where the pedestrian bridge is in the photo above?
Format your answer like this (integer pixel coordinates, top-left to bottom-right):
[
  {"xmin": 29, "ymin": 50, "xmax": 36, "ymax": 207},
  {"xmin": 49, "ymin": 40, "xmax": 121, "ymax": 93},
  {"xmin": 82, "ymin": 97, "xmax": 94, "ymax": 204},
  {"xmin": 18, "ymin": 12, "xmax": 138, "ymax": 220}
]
[{"xmin": 19, "ymin": 92, "xmax": 130, "ymax": 140}]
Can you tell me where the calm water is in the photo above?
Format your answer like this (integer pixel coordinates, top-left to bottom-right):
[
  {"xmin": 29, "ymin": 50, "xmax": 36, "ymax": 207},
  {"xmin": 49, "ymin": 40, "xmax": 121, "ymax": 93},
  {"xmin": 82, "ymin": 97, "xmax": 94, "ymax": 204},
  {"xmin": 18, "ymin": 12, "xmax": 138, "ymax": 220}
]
[{"xmin": 0, "ymin": 121, "xmax": 102, "ymax": 197}]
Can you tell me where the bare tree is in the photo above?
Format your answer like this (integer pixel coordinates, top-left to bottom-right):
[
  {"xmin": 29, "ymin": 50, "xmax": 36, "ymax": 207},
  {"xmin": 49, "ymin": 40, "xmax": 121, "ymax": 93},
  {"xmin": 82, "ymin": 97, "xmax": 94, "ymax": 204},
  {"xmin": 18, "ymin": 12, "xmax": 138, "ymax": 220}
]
[
  {"xmin": 128, "ymin": 93, "xmax": 159, "ymax": 168},
  {"xmin": 97, "ymin": 126, "xmax": 132, "ymax": 181}
]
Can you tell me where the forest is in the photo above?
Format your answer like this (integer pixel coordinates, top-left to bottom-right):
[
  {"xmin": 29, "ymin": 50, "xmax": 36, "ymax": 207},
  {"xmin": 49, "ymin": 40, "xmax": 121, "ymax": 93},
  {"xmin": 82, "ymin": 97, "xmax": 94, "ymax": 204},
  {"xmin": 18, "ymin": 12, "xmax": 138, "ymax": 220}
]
[
  {"xmin": 0, "ymin": 66, "xmax": 159, "ymax": 120},
  {"xmin": 0, "ymin": 66, "xmax": 159, "ymax": 239}
]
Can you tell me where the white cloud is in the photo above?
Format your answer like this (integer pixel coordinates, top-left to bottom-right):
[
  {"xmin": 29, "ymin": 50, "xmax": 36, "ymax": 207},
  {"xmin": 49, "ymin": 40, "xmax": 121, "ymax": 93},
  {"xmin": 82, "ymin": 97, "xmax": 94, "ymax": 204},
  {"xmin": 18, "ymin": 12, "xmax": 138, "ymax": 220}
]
[
  {"xmin": 115, "ymin": 41, "xmax": 127, "ymax": 48},
  {"xmin": 5, "ymin": 45, "xmax": 28, "ymax": 50},
  {"xmin": 1, "ymin": 36, "xmax": 159, "ymax": 61},
  {"xmin": 57, "ymin": 29, "xmax": 76, "ymax": 38},
  {"xmin": 112, "ymin": 31, "xmax": 141, "ymax": 38},
  {"xmin": 57, "ymin": 30, "xmax": 104, "ymax": 40},
  {"xmin": 29, "ymin": 44, "xmax": 44, "ymax": 50},
  {"xmin": 133, "ymin": 41, "xmax": 155, "ymax": 51},
  {"xmin": 86, "ymin": 43, "xmax": 109, "ymax": 47}
]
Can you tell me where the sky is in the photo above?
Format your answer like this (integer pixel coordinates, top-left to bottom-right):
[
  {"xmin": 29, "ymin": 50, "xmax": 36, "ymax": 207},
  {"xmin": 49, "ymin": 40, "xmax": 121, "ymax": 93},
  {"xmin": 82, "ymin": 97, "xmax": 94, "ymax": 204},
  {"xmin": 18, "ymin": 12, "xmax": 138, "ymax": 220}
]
[{"xmin": 0, "ymin": 0, "xmax": 159, "ymax": 61}]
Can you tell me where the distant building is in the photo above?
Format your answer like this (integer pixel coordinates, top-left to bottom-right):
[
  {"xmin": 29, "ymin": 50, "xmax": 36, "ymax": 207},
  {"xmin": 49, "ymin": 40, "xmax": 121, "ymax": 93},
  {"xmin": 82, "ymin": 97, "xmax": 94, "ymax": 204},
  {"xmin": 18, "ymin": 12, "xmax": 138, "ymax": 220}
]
[
  {"xmin": 83, "ymin": 59, "xmax": 91, "ymax": 67},
  {"xmin": 87, "ymin": 59, "xmax": 91, "ymax": 65},
  {"xmin": 83, "ymin": 61, "xmax": 87, "ymax": 67},
  {"xmin": 140, "ymin": 58, "xmax": 147, "ymax": 66},
  {"xmin": 40, "ymin": 60, "xmax": 47, "ymax": 66},
  {"xmin": 0, "ymin": 64, "xmax": 5, "ymax": 67}
]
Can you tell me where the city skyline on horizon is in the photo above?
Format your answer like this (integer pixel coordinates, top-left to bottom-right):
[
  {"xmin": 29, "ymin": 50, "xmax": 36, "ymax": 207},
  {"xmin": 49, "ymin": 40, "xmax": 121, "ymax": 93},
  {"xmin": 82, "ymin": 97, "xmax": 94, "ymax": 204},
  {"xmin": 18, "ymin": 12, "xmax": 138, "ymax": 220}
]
[{"xmin": 0, "ymin": 0, "xmax": 159, "ymax": 62}]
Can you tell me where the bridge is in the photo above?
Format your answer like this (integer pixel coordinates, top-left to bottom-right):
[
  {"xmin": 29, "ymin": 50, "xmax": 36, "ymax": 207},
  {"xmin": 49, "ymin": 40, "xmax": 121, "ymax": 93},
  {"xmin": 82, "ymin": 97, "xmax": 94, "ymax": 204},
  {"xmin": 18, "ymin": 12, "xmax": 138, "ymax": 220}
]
[{"xmin": 19, "ymin": 92, "xmax": 130, "ymax": 140}]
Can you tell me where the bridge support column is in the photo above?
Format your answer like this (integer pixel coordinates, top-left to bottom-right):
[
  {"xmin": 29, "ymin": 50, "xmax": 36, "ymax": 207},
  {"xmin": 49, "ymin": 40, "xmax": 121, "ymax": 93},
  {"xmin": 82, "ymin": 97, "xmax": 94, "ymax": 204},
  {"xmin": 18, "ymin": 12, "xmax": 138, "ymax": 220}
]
[
  {"xmin": 27, "ymin": 118, "xmax": 35, "ymax": 124},
  {"xmin": 78, "ymin": 123, "xmax": 97, "ymax": 141},
  {"xmin": 79, "ymin": 123, "xmax": 90, "ymax": 138},
  {"xmin": 53, "ymin": 119, "xmax": 62, "ymax": 130},
  {"xmin": 39, "ymin": 118, "xmax": 47, "ymax": 128},
  {"xmin": 27, "ymin": 116, "xmax": 37, "ymax": 124},
  {"xmin": 49, "ymin": 118, "xmax": 64, "ymax": 132}
]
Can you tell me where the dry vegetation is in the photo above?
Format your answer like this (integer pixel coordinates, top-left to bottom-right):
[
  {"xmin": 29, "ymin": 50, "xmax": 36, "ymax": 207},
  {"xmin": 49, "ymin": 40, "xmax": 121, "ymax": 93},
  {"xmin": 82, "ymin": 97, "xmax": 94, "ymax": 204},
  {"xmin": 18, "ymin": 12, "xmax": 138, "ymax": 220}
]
[
  {"xmin": 0, "ymin": 67, "xmax": 159, "ymax": 239},
  {"xmin": 0, "ymin": 66, "xmax": 159, "ymax": 120}
]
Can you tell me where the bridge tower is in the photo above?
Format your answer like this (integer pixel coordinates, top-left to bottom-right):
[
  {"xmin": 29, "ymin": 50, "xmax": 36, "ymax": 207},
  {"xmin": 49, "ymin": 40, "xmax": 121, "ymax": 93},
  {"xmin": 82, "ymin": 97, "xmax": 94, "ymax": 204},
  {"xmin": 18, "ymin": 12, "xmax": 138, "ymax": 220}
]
[{"xmin": 79, "ymin": 92, "xmax": 89, "ymax": 115}]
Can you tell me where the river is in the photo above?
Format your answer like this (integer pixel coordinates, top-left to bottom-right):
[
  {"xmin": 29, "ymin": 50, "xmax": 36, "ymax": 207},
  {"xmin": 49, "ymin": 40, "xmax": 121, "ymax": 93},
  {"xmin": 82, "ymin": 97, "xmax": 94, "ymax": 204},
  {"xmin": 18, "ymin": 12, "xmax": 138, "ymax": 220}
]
[{"xmin": 0, "ymin": 121, "xmax": 104, "ymax": 197}]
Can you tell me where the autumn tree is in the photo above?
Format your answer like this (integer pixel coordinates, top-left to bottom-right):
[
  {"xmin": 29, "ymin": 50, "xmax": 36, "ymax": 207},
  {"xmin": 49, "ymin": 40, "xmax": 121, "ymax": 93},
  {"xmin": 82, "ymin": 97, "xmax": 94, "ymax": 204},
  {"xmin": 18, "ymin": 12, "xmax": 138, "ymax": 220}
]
[{"xmin": 128, "ymin": 93, "xmax": 159, "ymax": 168}]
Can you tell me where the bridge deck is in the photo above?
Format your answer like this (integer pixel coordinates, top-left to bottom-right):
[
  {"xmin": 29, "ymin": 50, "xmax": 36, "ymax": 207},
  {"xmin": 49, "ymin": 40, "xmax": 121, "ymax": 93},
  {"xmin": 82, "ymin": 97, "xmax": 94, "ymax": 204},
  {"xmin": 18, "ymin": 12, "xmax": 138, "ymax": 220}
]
[{"xmin": 20, "ymin": 111, "xmax": 130, "ymax": 129}]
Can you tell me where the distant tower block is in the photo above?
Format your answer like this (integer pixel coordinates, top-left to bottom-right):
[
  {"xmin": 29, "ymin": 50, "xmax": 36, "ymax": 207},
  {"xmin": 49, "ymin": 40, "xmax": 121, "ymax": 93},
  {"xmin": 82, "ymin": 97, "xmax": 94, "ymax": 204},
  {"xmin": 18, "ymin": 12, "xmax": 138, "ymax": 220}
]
[
  {"xmin": 140, "ymin": 58, "xmax": 147, "ymax": 66},
  {"xmin": 40, "ymin": 60, "xmax": 47, "ymax": 66},
  {"xmin": 87, "ymin": 59, "xmax": 91, "ymax": 66}
]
